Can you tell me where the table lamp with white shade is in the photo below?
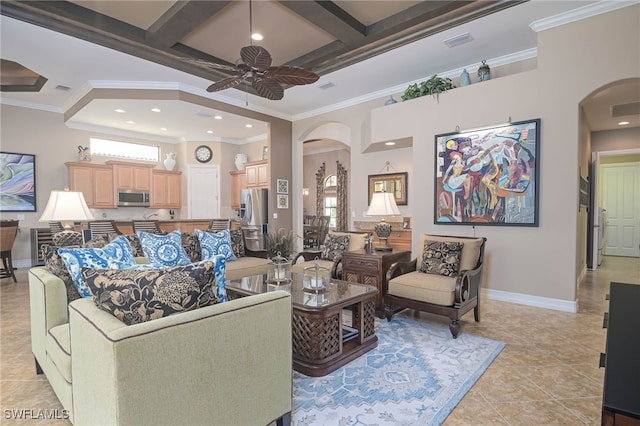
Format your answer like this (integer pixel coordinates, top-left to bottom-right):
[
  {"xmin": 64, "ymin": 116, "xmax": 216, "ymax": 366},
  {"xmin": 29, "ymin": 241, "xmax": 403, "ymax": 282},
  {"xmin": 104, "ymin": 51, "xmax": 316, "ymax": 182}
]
[
  {"xmin": 366, "ymin": 191, "xmax": 400, "ymax": 251},
  {"xmin": 39, "ymin": 189, "xmax": 94, "ymax": 246}
]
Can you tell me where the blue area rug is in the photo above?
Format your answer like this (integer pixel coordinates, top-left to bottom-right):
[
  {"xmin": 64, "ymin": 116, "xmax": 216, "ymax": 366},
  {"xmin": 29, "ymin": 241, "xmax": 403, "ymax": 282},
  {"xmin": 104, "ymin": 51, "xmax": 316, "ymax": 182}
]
[{"xmin": 292, "ymin": 316, "xmax": 505, "ymax": 426}]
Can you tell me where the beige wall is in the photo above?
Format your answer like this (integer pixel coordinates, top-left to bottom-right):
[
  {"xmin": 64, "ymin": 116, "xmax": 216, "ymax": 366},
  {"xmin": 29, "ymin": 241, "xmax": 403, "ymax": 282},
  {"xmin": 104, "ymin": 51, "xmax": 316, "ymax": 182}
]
[
  {"xmin": 592, "ymin": 127, "xmax": 640, "ymax": 152},
  {"xmin": 292, "ymin": 5, "xmax": 640, "ymax": 308}
]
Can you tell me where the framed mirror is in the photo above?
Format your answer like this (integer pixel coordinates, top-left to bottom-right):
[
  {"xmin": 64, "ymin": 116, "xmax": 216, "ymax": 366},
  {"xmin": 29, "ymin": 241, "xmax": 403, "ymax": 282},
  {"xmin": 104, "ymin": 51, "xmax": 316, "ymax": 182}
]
[{"xmin": 368, "ymin": 172, "xmax": 408, "ymax": 206}]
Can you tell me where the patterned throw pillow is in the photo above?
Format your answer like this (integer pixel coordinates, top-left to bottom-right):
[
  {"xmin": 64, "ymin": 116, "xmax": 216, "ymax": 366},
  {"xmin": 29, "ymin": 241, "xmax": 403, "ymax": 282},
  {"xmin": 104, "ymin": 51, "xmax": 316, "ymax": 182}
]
[
  {"xmin": 419, "ymin": 240, "xmax": 464, "ymax": 276},
  {"xmin": 82, "ymin": 257, "xmax": 227, "ymax": 326},
  {"xmin": 181, "ymin": 232, "xmax": 202, "ymax": 263},
  {"xmin": 83, "ymin": 235, "xmax": 110, "ymax": 248},
  {"xmin": 321, "ymin": 234, "xmax": 351, "ymax": 261},
  {"xmin": 121, "ymin": 234, "xmax": 144, "ymax": 257},
  {"xmin": 41, "ymin": 244, "xmax": 82, "ymax": 303},
  {"xmin": 195, "ymin": 229, "xmax": 237, "ymax": 262},
  {"xmin": 138, "ymin": 230, "xmax": 191, "ymax": 268},
  {"xmin": 229, "ymin": 229, "xmax": 245, "ymax": 258},
  {"xmin": 52, "ymin": 231, "xmax": 83, "ymax": 247},
  {"xmin": 58, "ymin": 236, "xmax": 138, "ymax": 298}
]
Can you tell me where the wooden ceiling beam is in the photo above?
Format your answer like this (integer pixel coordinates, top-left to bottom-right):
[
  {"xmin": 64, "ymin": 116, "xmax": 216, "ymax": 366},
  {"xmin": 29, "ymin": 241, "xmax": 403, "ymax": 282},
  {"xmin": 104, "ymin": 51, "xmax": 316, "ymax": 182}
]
[
  {"xmin": 146, "ymin": 1, "xmax": 231, "ymax": 49},
  {"xmin": 277, "ymin": 1, "xmax": 366, "ymax": 45}
]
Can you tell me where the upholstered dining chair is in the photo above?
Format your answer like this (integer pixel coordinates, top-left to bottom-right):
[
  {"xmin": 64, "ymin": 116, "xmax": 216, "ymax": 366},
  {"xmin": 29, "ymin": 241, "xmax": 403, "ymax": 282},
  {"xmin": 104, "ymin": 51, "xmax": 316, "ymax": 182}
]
[
  {"xmin": 0, "ymin": 220, "xmax": 20, "ymax": 282},
  {"xmin": 88, "ymin": 220, "xmax": 122, "ymax": 238}
]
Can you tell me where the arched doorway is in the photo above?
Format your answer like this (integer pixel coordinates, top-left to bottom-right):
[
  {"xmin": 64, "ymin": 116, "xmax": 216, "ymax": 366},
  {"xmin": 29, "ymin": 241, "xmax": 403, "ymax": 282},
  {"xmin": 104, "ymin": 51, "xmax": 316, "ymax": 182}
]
[{"xmin": 578, "ymin": 78, "xmax": 640, "ymax": 271}]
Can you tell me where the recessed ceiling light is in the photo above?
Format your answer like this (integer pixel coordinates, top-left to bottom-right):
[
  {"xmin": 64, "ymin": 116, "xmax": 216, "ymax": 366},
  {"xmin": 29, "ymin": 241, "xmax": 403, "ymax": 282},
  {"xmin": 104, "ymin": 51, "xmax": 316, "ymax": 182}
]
[
  {"xmin": 126, "ymin": 120, "xmax": 136, "ymax": 124},
  {"xmin": 618, "ymin": 121, "xmax": 630, "ymax": 125},
  {"xmin": 114, "ymin": 109, "xmax": 125, "ymax": 113},
  {"xmin": 214, "ymin": 115, "xmax": 222, "ymax": 120},
  {"xmin": 251, "ymin": 33, "xmax": 263, "ymax": 41},
  {"xmin": 245, "ymin": 124, "xmax": 253, "ymax": 128},
  {"xmin": 160, "ymin": 127, "xmax": 167, "ymax": 131},
  {"xmin": 151, "ymin": 108, "xmax": 161, "ymax": 113},
  {"xmin": 207, "ymin": 130, "xmax": 214, "ymax": 134},
  {"xmin": 385, "ymin": 142, "xmax": 396, "ymax": 146}
]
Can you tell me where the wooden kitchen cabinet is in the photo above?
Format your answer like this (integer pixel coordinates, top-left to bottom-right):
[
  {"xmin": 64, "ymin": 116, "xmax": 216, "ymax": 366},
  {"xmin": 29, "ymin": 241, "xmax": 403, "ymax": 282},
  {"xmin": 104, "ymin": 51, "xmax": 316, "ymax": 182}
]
[
  {"xmin": 151, "ymin": 170, "xmax": 181, "ymax": 208},
  {"xmin": 66, "ymin": 162, "xmax": 115, "ymax": 208},
  {"xmin": 245, "ymin": 160, "xmax": 268, "ymax": 188},
  {"xmin": 373, "ymin": 230, "xmax": 412, "ymax": 252},
  {"xmin": 342, "ymin": 249, "xmax": 411, "ymax": 318},
  {"xmin": 108, "ymin": 161, "xmax": 153, "ymax": 190},
  {"xmin": 230, "ymin": 170, "xmax": 246, "ymax": 208}
]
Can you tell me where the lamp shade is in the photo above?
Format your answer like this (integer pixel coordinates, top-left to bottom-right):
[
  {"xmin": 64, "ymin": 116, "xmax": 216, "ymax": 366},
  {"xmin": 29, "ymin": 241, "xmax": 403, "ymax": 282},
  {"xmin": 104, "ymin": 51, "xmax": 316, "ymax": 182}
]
[
  {"xmin": 39, "ymin": 190, "xmax": 95, "ymax": 224},
  {"xmin": 366, "ymin": 192, "xmax": 401, "ymax": 217}
]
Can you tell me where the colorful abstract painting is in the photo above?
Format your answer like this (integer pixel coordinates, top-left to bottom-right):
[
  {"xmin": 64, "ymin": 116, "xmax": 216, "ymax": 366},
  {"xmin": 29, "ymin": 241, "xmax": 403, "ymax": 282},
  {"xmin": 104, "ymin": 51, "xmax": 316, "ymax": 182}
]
[
  {"xmin": 434, "ymin": 119, "xmax": 540, "ymax": 226},
  {"xmin": 1, "ymin": 152, "xmax": 36, "ymax": 212}
]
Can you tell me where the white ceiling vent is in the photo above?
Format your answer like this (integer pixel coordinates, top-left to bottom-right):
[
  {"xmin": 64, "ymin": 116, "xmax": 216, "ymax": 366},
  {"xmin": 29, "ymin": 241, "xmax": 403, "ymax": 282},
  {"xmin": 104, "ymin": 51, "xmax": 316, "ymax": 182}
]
[
  {"xmin": 318, "ymin": 82, "xmax": 335, "ymax": 90},
  {"xmin": 196, "ymin": 111, "xmax": 213, "ymax": 118},
  {"xmin": 611, "ymin": 102, "xmax": 640, "ymax": 117},
  {"xmin": 443, "ymin": 32, "xmax": 474, "ymax": 48},
  {"xmin": 55, "ymin": 85, "xmax": 71, "ymax": 91}
]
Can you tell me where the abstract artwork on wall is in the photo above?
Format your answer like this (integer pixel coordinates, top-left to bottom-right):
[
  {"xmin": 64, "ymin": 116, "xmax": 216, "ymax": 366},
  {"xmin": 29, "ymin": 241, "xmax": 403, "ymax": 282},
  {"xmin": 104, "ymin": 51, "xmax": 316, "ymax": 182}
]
[
  {"xmin": 434, "ymin": 119, "xmax": 540, "ymax": 226},
  {"xmin": 0, "ymin": 151, "xmax": 37, "ymax": 212}
]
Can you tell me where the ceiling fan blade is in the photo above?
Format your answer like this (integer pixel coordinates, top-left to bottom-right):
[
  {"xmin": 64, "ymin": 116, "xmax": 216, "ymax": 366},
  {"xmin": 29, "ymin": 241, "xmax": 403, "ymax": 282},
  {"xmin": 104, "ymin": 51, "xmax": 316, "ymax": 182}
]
[
  {"xmin": 207, "ymin": 77, "xmax": 243, "ymax": 92},
  {"xmin": 265, "ymin": 66, "xmax": 320, "ymax": 85},
  {"xmin": 241, "ymin": 45, "xmax": 272, "ymax": 70},
  {"xmin": 252, "ymin": 78, "xmax": 284, "ymax": 100},
  {"xmin": 181, "ymin": 57, "xmax": 237, "ymax": 72}
]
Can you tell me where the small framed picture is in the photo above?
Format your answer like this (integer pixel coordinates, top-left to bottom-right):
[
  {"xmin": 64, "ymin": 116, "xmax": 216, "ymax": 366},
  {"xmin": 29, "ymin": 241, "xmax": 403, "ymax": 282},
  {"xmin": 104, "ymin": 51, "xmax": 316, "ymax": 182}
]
[
  {"xmin": 277, "ymin": 194, "xmax": 289, "ymax": 209},
  {"xmin": 277, "ymin": 179, "xmax": 289, "ymax": 194}
]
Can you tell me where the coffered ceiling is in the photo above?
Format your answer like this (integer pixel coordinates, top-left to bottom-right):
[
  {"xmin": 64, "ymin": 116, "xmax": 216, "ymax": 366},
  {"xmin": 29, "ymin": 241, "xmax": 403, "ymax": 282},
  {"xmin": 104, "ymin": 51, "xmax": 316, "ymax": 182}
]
[{"xmin": 1, "ymin": 0, "xmax": 638, "ymax": 143}]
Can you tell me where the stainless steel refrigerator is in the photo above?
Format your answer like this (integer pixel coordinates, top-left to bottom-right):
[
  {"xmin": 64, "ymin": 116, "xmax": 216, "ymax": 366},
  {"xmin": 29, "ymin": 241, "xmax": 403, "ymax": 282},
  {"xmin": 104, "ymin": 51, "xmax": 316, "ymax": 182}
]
[{"xmin": 240, "ymin": 188, "xmax": 268, "ymax": 250}]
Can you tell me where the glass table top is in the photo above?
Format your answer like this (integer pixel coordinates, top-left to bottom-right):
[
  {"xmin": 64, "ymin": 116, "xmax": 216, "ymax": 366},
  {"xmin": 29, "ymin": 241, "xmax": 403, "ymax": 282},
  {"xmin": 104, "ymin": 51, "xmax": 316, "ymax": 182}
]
[{"xmin": 227, "ymin": 273, "xmax": 376, "ymax": 309}]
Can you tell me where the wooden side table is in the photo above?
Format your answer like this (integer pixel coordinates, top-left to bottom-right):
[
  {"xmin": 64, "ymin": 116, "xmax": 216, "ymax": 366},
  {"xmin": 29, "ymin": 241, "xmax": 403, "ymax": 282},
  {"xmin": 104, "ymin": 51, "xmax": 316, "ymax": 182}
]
[{"xmin": 342, "ymin": 249, "xmax": 411, "ymax": 318}]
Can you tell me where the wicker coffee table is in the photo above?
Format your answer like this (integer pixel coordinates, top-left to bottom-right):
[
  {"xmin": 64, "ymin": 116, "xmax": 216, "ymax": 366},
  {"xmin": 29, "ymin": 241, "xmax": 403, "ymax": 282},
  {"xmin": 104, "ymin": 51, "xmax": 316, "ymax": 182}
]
[{"xmin": 226, "ymin": 273, "xmax": 378, "ymax": 377}]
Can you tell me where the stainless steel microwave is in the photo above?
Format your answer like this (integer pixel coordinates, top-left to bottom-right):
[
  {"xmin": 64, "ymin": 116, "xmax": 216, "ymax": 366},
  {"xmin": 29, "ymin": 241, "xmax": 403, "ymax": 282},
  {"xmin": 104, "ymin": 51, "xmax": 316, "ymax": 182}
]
[{"xmin": 118, "ymin": 189, "xmax": 150, "ymax": 207}]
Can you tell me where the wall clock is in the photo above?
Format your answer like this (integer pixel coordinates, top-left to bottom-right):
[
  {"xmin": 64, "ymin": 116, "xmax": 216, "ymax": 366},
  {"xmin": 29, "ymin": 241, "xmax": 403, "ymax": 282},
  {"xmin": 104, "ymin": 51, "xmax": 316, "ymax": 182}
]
[{"xmin": 195, "ymin": 145, "xmax": 213, "ymax": 163}]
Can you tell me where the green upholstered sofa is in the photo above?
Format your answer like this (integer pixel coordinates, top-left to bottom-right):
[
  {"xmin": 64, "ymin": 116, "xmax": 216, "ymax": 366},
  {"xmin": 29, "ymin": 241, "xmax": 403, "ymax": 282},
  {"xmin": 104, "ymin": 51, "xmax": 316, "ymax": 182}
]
[{"xmin": 29, "ymin": 266, "xmax": 293, "ymax": 425}]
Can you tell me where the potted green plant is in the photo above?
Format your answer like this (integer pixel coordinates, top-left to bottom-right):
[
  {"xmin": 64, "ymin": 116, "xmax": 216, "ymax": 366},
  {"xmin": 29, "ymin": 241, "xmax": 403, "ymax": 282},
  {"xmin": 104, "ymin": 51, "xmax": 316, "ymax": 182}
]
[
  {"xmin": 264, "ymin": 228, "xmax": 299, "ymax": 259},
  {"xmin": 401, "ymin": 75, "xmax": 455, "ymax": 102}
]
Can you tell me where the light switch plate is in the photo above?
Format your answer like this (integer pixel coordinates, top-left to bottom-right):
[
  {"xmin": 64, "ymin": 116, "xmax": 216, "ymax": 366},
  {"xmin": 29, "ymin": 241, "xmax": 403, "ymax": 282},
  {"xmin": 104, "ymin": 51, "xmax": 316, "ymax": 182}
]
[
  {"xmin": 17, "ymin": 214, "xmax": 25, "ymax": 220},
  {"xmin": 273, "ymin": 213, "xmax": 278, "ymax": 219}
]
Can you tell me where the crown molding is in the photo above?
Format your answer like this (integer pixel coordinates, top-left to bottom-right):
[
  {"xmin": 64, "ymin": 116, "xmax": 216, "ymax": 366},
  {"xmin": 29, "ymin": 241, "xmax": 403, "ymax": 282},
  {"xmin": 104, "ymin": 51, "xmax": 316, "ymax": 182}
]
[
  {"xmin": 65, "ymin": 121, "xmax": 183, "ymax": 144},
  {"xmin": 0, "ymin": 97, "xmax": 62, "ymax": 114},
  {"xmin": 529, "ymin": 0, "xmax": 638, "ymax": 32}
]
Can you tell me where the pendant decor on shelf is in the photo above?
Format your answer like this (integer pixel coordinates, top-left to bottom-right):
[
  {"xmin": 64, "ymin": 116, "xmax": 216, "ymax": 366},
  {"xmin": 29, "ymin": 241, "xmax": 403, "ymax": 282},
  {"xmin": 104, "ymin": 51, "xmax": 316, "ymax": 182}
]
[
  {"xmin": 459, "ymin": 69, "xmax": 471, "ymax": 86},
  {"xmin": 478, "ymin": 60, "xmax": 491, "ymax": 81},
  {"xmin": 164, "ymin": 153, "xmax": 176, "ymax": 170}
]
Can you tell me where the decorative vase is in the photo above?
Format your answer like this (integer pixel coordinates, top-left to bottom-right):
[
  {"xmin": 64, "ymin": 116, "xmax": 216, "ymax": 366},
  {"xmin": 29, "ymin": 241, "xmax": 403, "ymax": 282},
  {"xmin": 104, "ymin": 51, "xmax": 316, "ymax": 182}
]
[
  {"xmin": 478, "ymin": 60, "xmax": 491, "ymax": 81},
  {"xmin": 234, "ymin": 153, "xmax": 248, "ymax": 170},
  {"xmin": 459, "ymin": 69, "xmax": 471, "ymax": 86},
  {"xmin": 163, "ymin": 153, "xmax": 176, "ymax": 170},
  {"xmin": 384, "ymin": 95, "xmax": 398, "ymax": 106}
]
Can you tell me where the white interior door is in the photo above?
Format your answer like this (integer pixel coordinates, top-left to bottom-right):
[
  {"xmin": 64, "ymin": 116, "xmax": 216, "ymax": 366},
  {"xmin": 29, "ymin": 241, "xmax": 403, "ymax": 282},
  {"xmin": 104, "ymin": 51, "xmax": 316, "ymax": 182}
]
[
  {"xmin": 188, "ymin": 165, "xmax": 220, "ymax": 219},
  {"xmin": 601, "ymin": 162, "xmax": 640, "ymax": 257}
]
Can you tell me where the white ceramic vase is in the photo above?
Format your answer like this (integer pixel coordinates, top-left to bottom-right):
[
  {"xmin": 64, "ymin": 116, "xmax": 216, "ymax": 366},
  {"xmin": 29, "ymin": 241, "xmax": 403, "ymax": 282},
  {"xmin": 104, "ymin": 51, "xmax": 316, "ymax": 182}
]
[
  {"xmin": 234, "ymin": 153, "xmax": 248, "ymax": 170},
  {"xmin": 164, "ymin": 153, "xmax": 176, "ymax": 170}
]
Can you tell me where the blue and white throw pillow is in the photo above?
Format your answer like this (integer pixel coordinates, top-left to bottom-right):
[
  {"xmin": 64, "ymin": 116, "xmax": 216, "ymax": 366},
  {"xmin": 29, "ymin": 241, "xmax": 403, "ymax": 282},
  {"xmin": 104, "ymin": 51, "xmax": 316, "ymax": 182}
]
[
  {"xmin": 138, "ymin": 230, "xmax": 191, "ymax": 268},
  {"xmin": 207, "ymin": 254, "xmax": 228, "ymax": 303},
  {"xmin": 195, "ymin": 229, "xmax": 237, "ymax": 262},
  {"xmin": 59, "ymin": 235, "xmax": 137, "ymax": 298}
]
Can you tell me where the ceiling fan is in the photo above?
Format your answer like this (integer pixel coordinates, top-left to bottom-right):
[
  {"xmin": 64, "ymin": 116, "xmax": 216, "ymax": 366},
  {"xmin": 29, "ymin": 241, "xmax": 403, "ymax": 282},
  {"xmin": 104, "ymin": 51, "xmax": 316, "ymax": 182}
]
[{"xmin": 185, "ymin": 1, "xmax": 319, "ymax": 100}]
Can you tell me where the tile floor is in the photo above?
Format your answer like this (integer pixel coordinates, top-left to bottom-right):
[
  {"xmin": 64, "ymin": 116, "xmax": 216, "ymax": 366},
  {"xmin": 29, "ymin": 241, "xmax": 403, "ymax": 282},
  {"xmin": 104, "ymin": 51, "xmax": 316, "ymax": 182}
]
[{"xmin": 1, "ymin": 256, "xmax": 638, "ymax": 425}]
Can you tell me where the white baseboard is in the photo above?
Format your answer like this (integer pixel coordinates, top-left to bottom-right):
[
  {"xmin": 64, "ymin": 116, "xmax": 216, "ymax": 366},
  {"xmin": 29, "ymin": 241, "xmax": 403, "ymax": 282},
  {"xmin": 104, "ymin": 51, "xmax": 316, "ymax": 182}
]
[{"xmin": 484, "ymin": 288, "xmax": 578, "ymax": 313}]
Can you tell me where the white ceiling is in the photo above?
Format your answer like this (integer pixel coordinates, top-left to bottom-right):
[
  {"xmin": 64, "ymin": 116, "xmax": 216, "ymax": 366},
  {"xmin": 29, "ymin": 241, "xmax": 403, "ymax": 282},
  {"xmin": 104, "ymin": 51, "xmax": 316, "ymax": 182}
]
[{"xmin": 1, "ymin": 0, "xmax": 638, "ymax": 145}]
